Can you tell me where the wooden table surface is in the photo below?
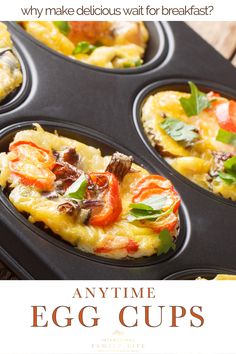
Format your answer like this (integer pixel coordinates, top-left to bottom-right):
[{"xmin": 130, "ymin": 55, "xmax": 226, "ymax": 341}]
[
  {"xmin": 1, "ymin": 21, "xmax": 236, "ymax": 280},
  {"xmin": 187, "ymin": 21, "xmax": 236, "ymax": 66}
]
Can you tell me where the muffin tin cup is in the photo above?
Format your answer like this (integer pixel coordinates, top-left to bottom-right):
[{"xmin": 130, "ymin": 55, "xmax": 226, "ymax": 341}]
[
  {"xmin": 133, "ymin": 78, "xmax": 236, "ymax": 208},
  {"xmin": 0, "ymin": 22, "xmax": 235, "ymax": 279},
  {"xmin": 8, "ymin": 21, "xmax": 168, "ymax": 75},
  {"xmin": 0, "ymin": 120, "xmax": 188, "ymax": 279}
]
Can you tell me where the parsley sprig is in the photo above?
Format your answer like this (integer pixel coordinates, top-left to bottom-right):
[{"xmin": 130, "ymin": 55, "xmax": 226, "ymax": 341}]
[
  {"xmin": 216, "ymin": 128, "xmax": 236, "ymax": 147},
  {"xmin": 157, "ymin": 229, "xmax": 176, "ymax": 256},
  {"xmin": 53, "ymin": 21, "xmax": 70, "ymax": 36},
  {"xmin": 160, "ymin": 117, "xmax": 199, "ymax": 147},
  {"xmin": 180, "ymin": 81, "xmax": 210, "ymax": 117},
  {"xmin": 73, "ymin": 41, "xmax": 98, "ymax": 55}
]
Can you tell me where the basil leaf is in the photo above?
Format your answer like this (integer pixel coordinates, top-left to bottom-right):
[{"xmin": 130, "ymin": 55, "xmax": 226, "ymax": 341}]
[
  {"xmin": 180, "ymin": 81, "xmax": 210, "ymax": 117},
  {"xmin": 127, "ymin": 206, "xmax": 172, "ymax": 222},
  {"xmin": 53, "ymin": 21, "xmax": 70, "ymax": 36},
  {"xmin": 128, "ymin": 194, "xmax": 170, "ymax": 222},
  {"xmin": 129, "ymin": 203, "xmax": 153, "ymax": 211},
  {"xmin": 160, "ymin": 117, "xmax": 199, "ymax": 147},
  {"xmin": 157, "ymin": 229, "xmax": 176, "ymax": 256},
  {"xmin": 224, "ymin": 156, "xmax": 236, "ymax": 172},
  {"xmin": 65, "ymin": 174, "xmax": 87, "ymax": 200},
  {"xmin": 127, "ymin": 190, "xmax": 176, "ymax": 223},
  {"xmin": 130, "ymin": 194, "xmax": 168, "ymax": 211},
  {"xmin": 127, "ymin": 209, "xmax": 163, "ymax": 222},
  {"xmin": 218, "ymin": 171, "xmax": 236, "ymax": 185},
  {"xmin": 216, "ymin": 128, "xmax": 236, "ymax": 147},
  {"xmin": 73, "ymin": 41, "xmax": 97, "ymax": 55}
]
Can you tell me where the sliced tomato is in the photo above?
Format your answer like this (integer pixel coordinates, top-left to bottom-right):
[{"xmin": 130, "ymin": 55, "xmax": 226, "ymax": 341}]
[
  {"xmin": 9, "ymin": 141, "xmax": 55, "ymax": 169},
  {"xmin": 9, "ymin": 141, "xmax": 56, "ymax": 191},
  {"xmin": 133, "ymin": 186, "xmax": 163, "ymax": 200},
  {"xmin": 9, "ymin": 161, "xmax": 55, "ymax": 191},
  {"xmin": 95, "ymin": 239, "xmax": 138, "ymax": 254},
  {"xmin": 133, "ymin": 187, "xmax": 180, "ymax": 213},
  {"xmin": 68, "ymin": 22, "xmax": 110, "ymax": 45},
  {"xmin": 132, "ymin": 175, "xmax": 173, "ymax": 199},
  {"xmin": 131, "ymin": 174, "xmax": 180, "ymax": 233},
  {"xmin": 95, "ymin": 246, "xmax": 111, "ymax": 254},
  {"xmin": 89, "ymin": 172, "xmax": 122, "ymax": 227},
  {"xmin": 144, "ymin": 212, "xmax": 178, "ymax": 233},
  {"xmin": 206, "ymin": 91, "xmax": 228, "ymax": 112},
  {"xmin": 132, "ymin": 175, "xmax": 180, "ymax": 214},
  {"xmin": 215, "ymin": 100, "xmax": 236, "ymax": 133}
]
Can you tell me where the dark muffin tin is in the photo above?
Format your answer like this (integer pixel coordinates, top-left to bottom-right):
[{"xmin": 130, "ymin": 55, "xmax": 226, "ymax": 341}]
[{"xmin": 0, "ymin": 21, "xmax": 236, "ymax": 280}]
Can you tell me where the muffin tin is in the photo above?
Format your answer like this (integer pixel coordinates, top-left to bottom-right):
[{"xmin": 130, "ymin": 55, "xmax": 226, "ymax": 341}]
[{"xmin": 0, "ymin": 21, "xmax": 236, "ymax": 280}]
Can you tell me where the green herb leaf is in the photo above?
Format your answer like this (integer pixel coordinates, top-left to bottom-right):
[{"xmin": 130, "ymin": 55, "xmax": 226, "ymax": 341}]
[
  {"xmin": 218, "ymin": 156, "xmax": 236, "ymax": 184},
  {"xmin": 127, "ymin": 209, "xmax": 163, "ymax": 222},
  {"xmin": 179, "ymin": 81, "xmax": 210, "ymax": 117},
  {"xmin": 127, "ymin": 206, "xmax": 173, "ymax": 222},
  {"xmin": 134, "ymin": 58, "xmax": 143, "ymax": 67},
  {"xmin": 64, "ymin": 174, "xmax": 87, "ymax": 200},
  {"xmin": 127, "ymin": 194, "xmax": 174, "ymax": 222},
  {"xmin": 53, "ymin": 21, "xmax": 70, "ymax": 36},
  {"xmin": 73, "ymin": 41, "xmax": 97, "ymax": 55},
  {"xmin": 160, "ymin": 117, "xmax": 199, "ymax": 147},
  {"xmin": 129, "ymin": 203, "xmax": 153, "ymax": 211},
  {"xmin": 218, "ymin": 171, "xmax": 236, "ymax": 184},
  {"xmin": 157, "ymin": 229, "xmax": 176, "ymax": 256},
  {"xmin": 123, "ymin": 58, "xmax": 143, "ymax": 68},
  {"xmin": 216, "ymin": 128, "xmax": 236, "ymax": 147}
]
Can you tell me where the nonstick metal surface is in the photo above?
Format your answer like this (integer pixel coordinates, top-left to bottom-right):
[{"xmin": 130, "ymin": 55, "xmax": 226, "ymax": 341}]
[{"xmin": 0, "ymin": 21, "xmax": 236, "ymax": 279}]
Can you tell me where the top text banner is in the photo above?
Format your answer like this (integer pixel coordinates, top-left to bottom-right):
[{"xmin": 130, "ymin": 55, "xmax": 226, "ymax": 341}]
[{"xmin": 0, "ymin": 0, "xmax": 235, "ymax": 21}]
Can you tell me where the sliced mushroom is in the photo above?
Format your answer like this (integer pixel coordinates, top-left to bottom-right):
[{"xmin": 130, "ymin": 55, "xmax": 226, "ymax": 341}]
[
  {"xmin": 57, "ymin": 201, "xmax": 92, "ymax": 225},
  {"xmin": 57, "ymin": 201, "xmax": 80, "ymax": 217},
  {"xmin": 61, "ymin": 147, "xmax": 79, "ymax": 166},
  {"xmin": 106, "ymin": 152, "xmax": 133, "ymax": 181}
]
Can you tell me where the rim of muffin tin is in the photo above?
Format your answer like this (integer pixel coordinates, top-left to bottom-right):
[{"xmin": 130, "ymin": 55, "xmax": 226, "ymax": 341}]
[
  {"xmin": 0, "ymin": 44, "xmax": 31, "ymax": 114},
  {"xmin": 133, "ymin": 78, "xmax": 236, "ymax": 209},
  {"xmin": 165, "ymin": 268, "xmax": 236, "ymax": 280},
  {"xmin": 9, "ymin": 21, "xmax": 169, "ymax": 74},
  {"xmin": 0, "ymin": 119, "xmax": 188, "ymax": 268}
]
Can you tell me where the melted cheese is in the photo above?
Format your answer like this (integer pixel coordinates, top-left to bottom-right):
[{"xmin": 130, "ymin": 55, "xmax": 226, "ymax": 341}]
[
  {"xmin": 214, "ymin": 274, "xmax": 236, "ymax": 280},
  {"xmin": 21, "ymin": 21, "xmax": 148, "ymax": 69}
]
